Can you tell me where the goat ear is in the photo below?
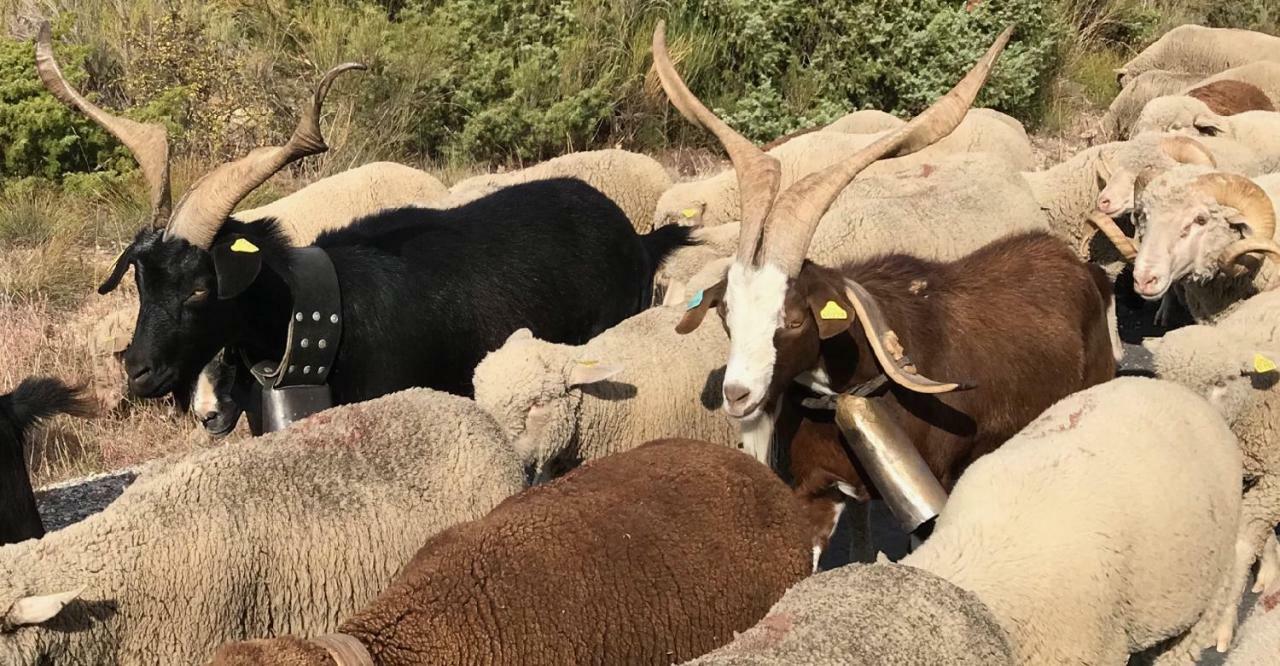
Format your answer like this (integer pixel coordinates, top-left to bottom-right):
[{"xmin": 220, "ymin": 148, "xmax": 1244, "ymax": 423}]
[
  {"xmin": 6, "ymin": 587, "xmax": 84, "ymax": 626},
  {"xmin": 1191, "ymin": 114, "xmax": 1225, "ymax": 137},
  {"xmin": 805, "ymin": 282, "xmax": 855, "ymax": 340},
  {"xmin": 675, "ymin": 279, "xmax": 726, "ymax": 335},
  {"xmin": 211, "ymin": 236, "xmax": 264, "ymax": 299},
  {"xmin": 98, "ymin": 248, "xmax": 133, "ymax": 295}
]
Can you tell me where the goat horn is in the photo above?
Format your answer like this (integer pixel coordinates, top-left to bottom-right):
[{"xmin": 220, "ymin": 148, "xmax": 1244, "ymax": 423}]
[
  {"xmin": 309, "ymin": 633, "xmax": 373, "ymax": 666},
  {"xmin": 843, "ymin": 280, "xmax": 971, "ymax": 394},
  {"xmin": 1160, "ymin": 136, "xmax": 1216, "ymax": 167},
  {"xmin": 760, "ymin": 26, "xmax": 1014, "ymax": 278},
  {"xmin": 1087, "ymin": 211, "xmax": 1139, "ymax": 261},
  {"xmin": 35, "ymin": 21, "xmax": 172, "ymax": 228},
  {"xmin": 652, "ymin": 21, "xmax": 781, "ymax": 266},
  {"xmin": 164, "ymin": 62, "xmax": 367, "ymax": 249}
]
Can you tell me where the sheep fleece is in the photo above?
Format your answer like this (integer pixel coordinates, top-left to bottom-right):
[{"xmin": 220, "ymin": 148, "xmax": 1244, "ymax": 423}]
[{"xmin": 0, "ymin": 388, "xmax": 524, "ymax": 665}]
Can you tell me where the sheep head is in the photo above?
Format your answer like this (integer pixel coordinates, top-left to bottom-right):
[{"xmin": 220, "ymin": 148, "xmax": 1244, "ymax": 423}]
[
  {"xmin": 473, "ymin": 329, "xmax": 621, "ymax": 481},
  {"xmin": 1132, "ymin": 168, "xmax": 1280, "ymax": 300},
  {"xmin": 657, "ymin": 20, "xmax": 1004, "ymax": 425},
  {"xmin": 1147, "ymin": 326, "xmax": 1279, "ymax": 421},
  {"xmin": 35, "ymin": 23, "xmax": 365, "ymax": 398},
  {"xmin": 1131, "ymin": 95, "xmax": 1215, "ymax": 137},
  {"xmin": 1094, "ymin": 135, "xmax": 1216, "ymax": 217}
]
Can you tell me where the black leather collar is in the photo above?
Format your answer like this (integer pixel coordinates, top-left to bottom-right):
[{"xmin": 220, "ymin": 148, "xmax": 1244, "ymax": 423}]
[{"xmin": 250, "ymin": 247, "xmax": 343, "ymax": 389}]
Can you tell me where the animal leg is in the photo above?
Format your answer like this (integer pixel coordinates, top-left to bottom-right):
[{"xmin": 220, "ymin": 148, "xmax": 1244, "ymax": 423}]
[
  {"xmin": 1252, "ymin": 532, "xmax": 1280, "ymax": 595},
  {"xmin": 1214, "ymin": 480, "xmax": 1280, "ymax": 652}
]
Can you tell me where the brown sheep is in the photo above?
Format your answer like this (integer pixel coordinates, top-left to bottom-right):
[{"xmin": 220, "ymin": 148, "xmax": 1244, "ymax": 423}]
[
  {"xmin": 207, "ymin": 439, "xmax": 819, "ymax": 665},
  {"xmin": 1189, "ymin": 79, "xmax": 1275, "ymax": 116}
]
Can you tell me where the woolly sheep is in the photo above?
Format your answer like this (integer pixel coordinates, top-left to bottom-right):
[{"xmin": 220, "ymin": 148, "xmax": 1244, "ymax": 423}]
[
  {"xmin": 1132, "ymin": 84, "xmax": 1276, "ymax": 144},
  {"xmin": 473, "ymin": 306, "xmax": 737, "ymax": 481},
  {"xmin": 433, "ymin": 149, "xmax": 671, "ymax": 232},
  {"xmin": 685, "ymin": 563, "xmax": 1014, "ymax": 666},
  {"xmin": 903, "ymin": 377, "xmax": 1243, "ymax": 663},
  {"xmin": 692, "ymin": 377, "xmax": 1244, "ymax": 664},
  {"xmin": 1149, "ymin": 111, "xmax": 1280, "ymax": 171},
  {"xmin": 1131, "ymin": 167, "xmax": 1280, "ymax": 322},
  {"xmin": 655, "ymin": 152, "xmax": 1049, "ymax": 306},
  {"xmin": 824, "ymin": 108, "xmax": 905, "ymax": 134},
  {"xmin": 1115, "ymin": 25, "xmax": 1280, "ymax": 87},
  {"xmin": 208, "ymin": 439, "xmax": 817, "ymax": 665},
  {"xmin": 0, "ymin": 388, "xmax": 524, "ymax": 664},
  {"xmin": 651, "ymin": 110, "xmax": 1035, "ymax": 229},
  {"xmin": 234, "ymin": 162, "xmax": 449, "ymax": 244},
  {"xmin": 1224, "ymin": 592, "xmax": 1280, "ymax": 665},
  {"xmin": 1099, "ymin": 70, "xmax": 1203, "ymax": 142},
  {"xmin": 1146, "ymin": 291, "xmax": 1280, "ymax": 648}
]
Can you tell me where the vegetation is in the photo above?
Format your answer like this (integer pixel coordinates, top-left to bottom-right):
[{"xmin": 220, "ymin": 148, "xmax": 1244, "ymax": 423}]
[{"xmin": 0, "ymin": 0, "xmax": 1274, "ymax": 485}]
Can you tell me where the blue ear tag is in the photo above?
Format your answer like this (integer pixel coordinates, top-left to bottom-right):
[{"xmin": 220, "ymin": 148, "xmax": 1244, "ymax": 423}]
[{"xmin": 686, "ymin": 289, "xmax": 705, "ymax": 310}]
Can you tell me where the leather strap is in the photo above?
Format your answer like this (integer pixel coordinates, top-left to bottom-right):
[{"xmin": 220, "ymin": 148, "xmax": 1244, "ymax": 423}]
[
  {"xmin": 310, "ymin": 633, "xmax": 374, "ymax": 666},
  {"xmin": 253, "ymin": 247, "xmax": 343, "ymax": 389}
]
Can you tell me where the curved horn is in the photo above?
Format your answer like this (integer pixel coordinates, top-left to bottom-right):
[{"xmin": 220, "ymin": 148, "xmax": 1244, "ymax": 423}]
[
  {"xmin": 1087, "ymin": 211, "xmax": 1139, "ymax": 260},
  {"xmin": 309, "ymin": 633, "xmax": 373, "ymax": 666},
  {"xmin": 761, "ymin": 26, "xmax": 1015, "ymax": 277},
  {"xmin": 1160, "ymin": 135, "xmax": 1216, "ymax": 167},
  {"xmin": 1219, "ymin": 238, "xmax": 1280, "ymax": 271},
  {"xmin": 1194, "ymin": 173, "xmax": 1278, "ymax": 270},
  {"xmin": 164, "ymin": 62, "xmax": 367, "ymax": 249},
  {"xmin": 843, "ymin": 280, "xmax": 972, "ymax": 394},
  {"xmin": 35, "ymin": 22, "xmax": 172, "ymax": 228},
  {"xmin": 1131, "ymin": 165, "xmax": 1162, "ymax": 203},
  {"xmin": 652, "ymin": 21, "xmax": 781, "ymax": 266}
]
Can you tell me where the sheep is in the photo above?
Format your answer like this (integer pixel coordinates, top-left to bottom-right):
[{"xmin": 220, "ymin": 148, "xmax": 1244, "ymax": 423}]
[
  {"xmin": 234, "ymin": 162, "xmax": 449, "ymax": 244},
  {"xmin": 432, "ymin": 148, "xmax": 672, "ymax": 232},
  {"xmin": 1098, "ymin": 69, "xmax": 1203, "ymax": 142},
  {"xmin": 656, "ymin": 152, "xmax": 1050, "ymax": 308},
  {"xmin": 1224, "ymin": 593, "xmax": 1280, "ymax": 665},
  {"xmin": 651, "ymin": 109, "xmax": 1035, "ymax": 229},
  {"xmin": 0, "ymin": 378, "xmax": 92, "ymax": 545},
  {"xmin": 208, "ymin": 439, "xmax": 819, "ymax": 665},
  {"xmin": 0, "ymin": 388, "xmax": 525, "ymax": 664},
  {"xmin": 1132, "ymin": 81, "xmax": 1276, "ymax": 139},
  {"xmin": 1115, "ymin": 25, "xmax": 1280, "ymax": 88},
  {"xmin": 761, "ymin": 110, "xmax": 906, "ymax": 151},
  {"xmin": 1147, "ymin": 111, "xmax": 1280, "ymax": 172},
  {"xmin": 1144, "ymin": 291, "xmax": 1280, "ymax": 649},
  {"xmin": 685, "ymin": 563, "xmax": 1015, "ymax": 665},
  {"xmin": 1130, "ymin": 167, "xmax": 1280, "ymax": 323},
  {"xmin": 473, "ymin": 306, "xmax": 738, "ymax": 481},
  {"xmin": 692, "ymin": 377, "xmax": 1244, "ymax": 665}
]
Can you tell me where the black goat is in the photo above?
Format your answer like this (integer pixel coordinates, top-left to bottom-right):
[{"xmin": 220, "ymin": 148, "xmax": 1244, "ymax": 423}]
[
  {"xmin": 102, "ymin": 178, "xmax": 691, "ymax": 406},
  {"xmin": 0, "ymin": 378, "xmax": 92, "ymax": 545}
]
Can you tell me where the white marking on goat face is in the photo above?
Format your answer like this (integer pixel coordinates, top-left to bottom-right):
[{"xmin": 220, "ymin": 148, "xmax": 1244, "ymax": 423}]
[
  {"xmin": 738, "ymin": 406, "xmax": 777, "ymax": 467},
  {"xmin": 722, "ymin": 262, "xmax": 788, "ymax": 419},
  {"xmin": 192, "ymin": 371, "xmax": 219, "ymax": 420}
]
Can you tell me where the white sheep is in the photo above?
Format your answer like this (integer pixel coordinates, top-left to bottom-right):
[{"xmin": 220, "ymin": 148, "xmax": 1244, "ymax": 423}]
[
  {"xmin": 1146, "ymin": 110, "xmax": 1280, "ymax": 171},
  {"xmin": 1145, "ymin": 290, "xmax": 1280, "ymax": 649},
  {"xmin": 0, "ymin": 388, "xmax": 524, "ymax": 664},
  {"xmin": 432, "ymin": 148, "xmax": 671, "ymax": 232},
  {"xmin": 823, "ymin": 109, "xmax": 904, "ymax": 134},
  {"xmin": 656, "ymin": 152, "xmax": 1049, "ymax": 307},
  {"xmin": 472, "ymin": 306, "xmax": 737, "ymax": 481},
  {"xmin": 651, "ymin": 110, "xmax": 1035, "ymax": 229},
  {"xmin": 1224, "ymin": 593, "xmax": 1280, "ymax": 665},
  {"xmin": 234, "ymin": 161, "xmax": 448, "ymax": 244},
  {"xmin": 1131, "ymin": 167, "xmax": 1280, "ymax": 322},
  {"xmin": 1115, "ymin": 25, "xmax": 1280, "ymax": 87},
  {"xmin": 690, "ymin": 377, "xmax": 1244, "ymax": 664},
  {"xmin": 1099, "ymin": 69, "xmax": 1204, "ymax": 142}
]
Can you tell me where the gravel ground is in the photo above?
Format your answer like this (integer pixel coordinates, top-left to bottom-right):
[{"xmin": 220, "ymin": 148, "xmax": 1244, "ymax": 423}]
[{"xmin": 34, "ymin": 469, "xmax": 138, "ymax": 531}]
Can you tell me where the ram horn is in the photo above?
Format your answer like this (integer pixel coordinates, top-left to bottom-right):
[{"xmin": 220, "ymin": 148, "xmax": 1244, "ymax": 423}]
[
  {"xmin": 1087, "ymin": 211, "xmax": 1139, "ymax": 261},
  {"xmin": 651, "ymin": 21, "xmax": 781, "ymax": 266},
  {"xmin": 309, "ymin": 633, "xmax": 373, "ymax": 666},
  {"xmin": 1197, "ymin": 173, "xmax": 1276, "ymax": 240},
  {"xmin": 164, "ymin": 62, "xmax": 367, "ymax": 249},
  {"xmin": 760, "ymin": 26, "xmax": 1014, "ymax": 278},
  {"xmin": 843, "ymin": 280, "xmax": 972, "ymax": 394},
  {"xmin": 1160, "ymin": 135, "xmax": 1216, "ymax": 167},
  {"xmin": 35, "ymin": 22, "xmax": 172, "ymax": 228},
  {"xmin": 1219, "ymin": 238, "xmax": 1280, "ymax": 270}
]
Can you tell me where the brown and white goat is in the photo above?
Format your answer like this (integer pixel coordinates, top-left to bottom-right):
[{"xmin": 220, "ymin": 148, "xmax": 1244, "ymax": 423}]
[{"xmin": 655, "ymin": 24, "xmax": 1117, "ymax": 536}]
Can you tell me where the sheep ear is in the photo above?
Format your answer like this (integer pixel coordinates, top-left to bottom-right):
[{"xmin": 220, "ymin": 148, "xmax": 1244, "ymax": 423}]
[
  {"xmin": 6, "ymin": 587, "xmax": 84, "ymax": 626},
  {"xmin": 805, "ymin": 280, "xmax": 855, "ymax": 340},
  {"xmin": 675, "ymin": 279, "xmax": 726, "ymax": 335},
  {"xmin": 567, "ymin": 360, "xmax": 623, "ymax": 387},
  {"xmin": 211, "ymin": 236, "xmax": 264, "ymax": 299},
  {"xmin": 505, "ymin": 328, "xmax": 535, "ymax": 345},
  {"xmin": 677, "ymin": 202, "xmax": 705, "ymax": 225},
  {"xmin": 1192, "ymin": 114, "xmax": 1225, "ymax": 137},
  {"xmin": 1247, "ymin": 352, "xmax": 1279, "ymax": 377}
]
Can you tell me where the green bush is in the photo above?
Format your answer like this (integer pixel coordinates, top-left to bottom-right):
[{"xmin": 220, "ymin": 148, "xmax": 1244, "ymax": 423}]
[{"xmin": 0, "ymin": 25, "xmax": 128, "ymax": 182}]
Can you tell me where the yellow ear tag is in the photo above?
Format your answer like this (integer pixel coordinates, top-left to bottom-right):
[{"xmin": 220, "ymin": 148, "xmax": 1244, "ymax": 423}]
[
  {"xmin": 230, "ymin": 238, "xmax": 260, "ymax": 254},
  {"xmin": 680, "ymin": 208, "xmax": 698, "ymax": 219},
  {"xmin": 1255, "ymin": 354, "xmax": 1278, "ymax": 374},
  {"xmin": 819, "ymin": 300, "xmax": 848, "ymax": 320}
]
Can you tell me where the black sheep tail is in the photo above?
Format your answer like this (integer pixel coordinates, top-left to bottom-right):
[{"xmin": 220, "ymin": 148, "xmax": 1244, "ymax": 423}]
[{"xmin": 7, "ymin": 378, "xmax": 95, "ymax": 432}]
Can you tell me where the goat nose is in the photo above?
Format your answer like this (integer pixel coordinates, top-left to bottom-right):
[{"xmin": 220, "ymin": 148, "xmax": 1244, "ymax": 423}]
[{"xmin": 724, "ymin": 383, "xmax": 751, "ymax": 406}]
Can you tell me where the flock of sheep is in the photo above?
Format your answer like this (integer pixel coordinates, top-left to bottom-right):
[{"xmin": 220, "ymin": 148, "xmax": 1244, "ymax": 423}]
[{"xmin": 3, "ymin": 17, "xmax": 1280, "ymax": 666}]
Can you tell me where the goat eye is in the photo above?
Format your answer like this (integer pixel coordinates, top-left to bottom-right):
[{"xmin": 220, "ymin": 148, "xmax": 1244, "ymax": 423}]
[{"xmin": 186, "ymin": 288, "xmax": 209, "ymax": 305}]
